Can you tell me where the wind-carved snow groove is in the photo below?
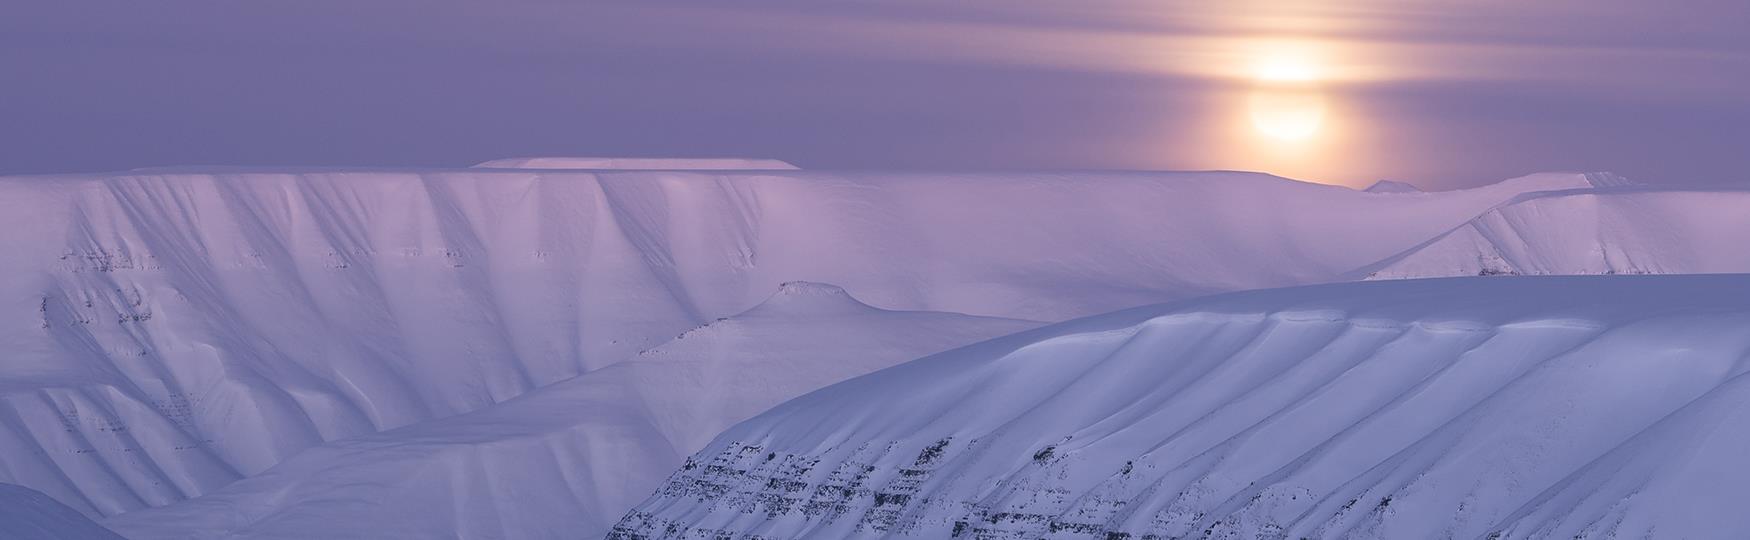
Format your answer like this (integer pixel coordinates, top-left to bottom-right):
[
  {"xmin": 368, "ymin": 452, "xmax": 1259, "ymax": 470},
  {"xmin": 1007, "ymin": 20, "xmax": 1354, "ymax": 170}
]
[{"xmin": 613, "ymin": 277, "xmax": 1750, "ymax": 539}]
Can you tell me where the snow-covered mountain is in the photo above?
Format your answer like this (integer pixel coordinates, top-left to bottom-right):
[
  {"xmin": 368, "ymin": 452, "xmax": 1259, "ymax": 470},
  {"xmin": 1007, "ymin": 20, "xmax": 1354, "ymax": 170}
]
[
  {"xmin": 1362, "ymin": 180, "xmax": 1421, "ymax": 193},
  {"xmin": 612, "ymin": 275, "xmax": 1750, "ymax": 540},
  {"xmin": 2, "ymin": 163, "xmax": 1744, "ymax": 537},
  {"xmin": 104, "ymin": 281, "xmax": 1036, "ymax": 539},
  {"xmin": 0, "ymin": 484, "xmax": 126, "ymax": 540},
  {"xmin": 0, "ymin": 166, "xmax": 1603, "ymax": 518}
]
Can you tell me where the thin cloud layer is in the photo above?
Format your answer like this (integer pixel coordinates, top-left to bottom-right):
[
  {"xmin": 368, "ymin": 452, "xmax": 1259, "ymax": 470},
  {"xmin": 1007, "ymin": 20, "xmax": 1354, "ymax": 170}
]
[{"xmin": 2, "ymin": 0, "xmax": 1746, "ymax": 187}]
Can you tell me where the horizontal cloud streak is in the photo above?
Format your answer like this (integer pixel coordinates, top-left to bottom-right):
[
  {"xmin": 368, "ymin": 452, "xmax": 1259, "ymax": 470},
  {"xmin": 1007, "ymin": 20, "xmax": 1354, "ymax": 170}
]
[{"xmin": 1, "ymin": 0, "xmax": 1746, "ymax": 187}]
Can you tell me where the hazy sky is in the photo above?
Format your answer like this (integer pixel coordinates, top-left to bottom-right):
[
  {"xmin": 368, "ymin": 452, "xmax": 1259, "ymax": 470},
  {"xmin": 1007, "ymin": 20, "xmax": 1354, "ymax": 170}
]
[{"xmin": 4, "ymin": 0, "xmax": 1747, "ymax": 188}]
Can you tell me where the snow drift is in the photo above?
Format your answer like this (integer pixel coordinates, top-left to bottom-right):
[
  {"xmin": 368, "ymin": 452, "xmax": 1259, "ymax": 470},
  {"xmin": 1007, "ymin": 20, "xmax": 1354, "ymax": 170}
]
[{"xmin": 612, "ymin": 275, "xmax": 1750, "ymax": 539}]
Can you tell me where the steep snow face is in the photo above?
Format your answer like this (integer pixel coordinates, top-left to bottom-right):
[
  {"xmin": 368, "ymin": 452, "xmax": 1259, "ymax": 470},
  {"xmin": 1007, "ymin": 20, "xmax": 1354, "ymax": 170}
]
[
  {"xmin": 472, "ymin": 157, "xmax": 799, "ymax": 169},
  {"xmin": 613, "ymin": 275, "xmax": 1750, "ymax": 540},
  {"xmin": 104, "ymin": 282, "xmax": 1037, "ymax": 540},
  {"xmin": 1363, "ymin": 190, "xmax": 1750, "ymax": 279},
  {"xmin": 0, "ymin": 168, "xmax": 1603, "ymax": 517},
  {"xmin": 0, "ymin": 484, "xmax": 126, "ymax": 540}
]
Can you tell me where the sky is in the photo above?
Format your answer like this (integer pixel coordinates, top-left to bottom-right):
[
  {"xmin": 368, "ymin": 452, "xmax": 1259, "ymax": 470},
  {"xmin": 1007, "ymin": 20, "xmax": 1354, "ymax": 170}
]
[{"xmin": 3, "ymin": 0, "xmax": 1747, "ymax": 189}]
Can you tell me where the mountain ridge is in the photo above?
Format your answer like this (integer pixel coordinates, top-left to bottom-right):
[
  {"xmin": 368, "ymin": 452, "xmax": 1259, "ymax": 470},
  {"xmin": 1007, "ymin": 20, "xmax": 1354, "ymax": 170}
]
[{"xmin": 612, "ymin": 275, "xmax": 1750, "ymax": 540}]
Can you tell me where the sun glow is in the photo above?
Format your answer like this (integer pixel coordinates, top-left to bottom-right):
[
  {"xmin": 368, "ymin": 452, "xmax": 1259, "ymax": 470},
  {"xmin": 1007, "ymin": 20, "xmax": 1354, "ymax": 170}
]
[
  {"xmin": 1248, "ymin": 90, "xmax": 1325, "ymax": 141},
  {"xmin": 1251, "ymin": 51, "xmax": 1321, "ymax": 83}
]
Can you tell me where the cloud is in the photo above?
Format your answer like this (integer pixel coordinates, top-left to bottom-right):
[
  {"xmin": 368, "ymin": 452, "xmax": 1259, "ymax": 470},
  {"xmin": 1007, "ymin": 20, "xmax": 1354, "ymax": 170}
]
[{"xmin": 10, "ymin": 0, "xmax": 1742, "ymax": 100}]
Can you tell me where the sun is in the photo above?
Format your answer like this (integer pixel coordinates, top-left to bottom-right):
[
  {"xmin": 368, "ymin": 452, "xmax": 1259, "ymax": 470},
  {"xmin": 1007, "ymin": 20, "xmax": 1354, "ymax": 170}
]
[{"xmin": 1246, "ymin": 48, "xmax": 1328, "ymax": 142}]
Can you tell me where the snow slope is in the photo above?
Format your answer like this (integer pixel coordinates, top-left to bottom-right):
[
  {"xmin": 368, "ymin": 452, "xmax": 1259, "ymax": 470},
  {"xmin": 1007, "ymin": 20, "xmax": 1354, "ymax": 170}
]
[
  {"xmin": 1362, "ymin": 189, "xmax": 1750, "ymax": 279},
  {"xmin": 0, "ymin": 166, "xmax": 1615, "ymax": 517},
  {"xmin": 612, "ymin": 275, "xmax": 1750, "ymax": 540},
  {"xmin": 0, "ymin": 484, "xmax": 126, "ymax": 540},
  {"xmin": 104, "ymin": 281, "xmax": 1037, "ymax": 539}
]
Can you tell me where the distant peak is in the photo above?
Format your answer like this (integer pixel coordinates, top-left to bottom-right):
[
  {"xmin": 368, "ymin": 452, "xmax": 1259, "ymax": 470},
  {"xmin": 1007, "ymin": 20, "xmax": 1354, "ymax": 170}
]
[
  {"xmin": 471, "ymin": 157, "xmax": 799, "ymax": 170},
  {"xmin": 1364, "ymin": 180, "xmax": 1422, "ymax": 193},
  {"xmin": 742, "ymin": 281, "xmax": 875, "ymax": 317}
]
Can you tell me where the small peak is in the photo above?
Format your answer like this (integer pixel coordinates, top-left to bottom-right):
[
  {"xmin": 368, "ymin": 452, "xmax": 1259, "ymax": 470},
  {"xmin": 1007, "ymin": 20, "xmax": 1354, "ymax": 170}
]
[
  {"xmin": 1364, "ymin": 180, "xmax": 1422, "ymax": 193},
  {"xmin": 743, "ymin": 281, "xmax": 875, "ymax": 317}
]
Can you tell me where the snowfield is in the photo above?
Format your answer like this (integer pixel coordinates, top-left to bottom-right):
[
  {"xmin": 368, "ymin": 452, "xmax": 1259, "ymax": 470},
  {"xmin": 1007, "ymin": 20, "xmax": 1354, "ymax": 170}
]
[
  {"xmin": 0, "ymin": 162, "xmax": 1743, "ymax": 538},
  {"xmin": 612, "ymin": 275, "xmax": 1750, "ymax": 540}
]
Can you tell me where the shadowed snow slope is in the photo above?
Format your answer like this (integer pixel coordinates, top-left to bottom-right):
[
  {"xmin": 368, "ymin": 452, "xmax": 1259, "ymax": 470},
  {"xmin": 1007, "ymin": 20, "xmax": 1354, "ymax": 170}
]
[
  {"xmin": 613, "ymin": 275, "xmax": 1750, "ymax": 540},
  {"xmin": 104, "ymin": 282, "xmax": 1036, "ymax": 540},
  {"xmin": 0, "ymin": 167, "xmax": 1740, "ymax": 522},
  {"xmin": 0, "ymin": 484, "xmax": 126, "ymax": 540},
  {"xmin": 1361, "ymin": 189, "xmax": 1750, "ymax": 279},
  {"xmin": 472, "ymin": 157, "xmax": 799, "ymax": 170}
]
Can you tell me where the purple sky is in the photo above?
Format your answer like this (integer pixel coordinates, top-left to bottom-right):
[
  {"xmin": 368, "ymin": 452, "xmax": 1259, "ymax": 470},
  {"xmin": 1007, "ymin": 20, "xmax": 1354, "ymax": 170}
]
[{"xmin": 4, "ymin": 0, "xmax": 1747, "ymax": 188}]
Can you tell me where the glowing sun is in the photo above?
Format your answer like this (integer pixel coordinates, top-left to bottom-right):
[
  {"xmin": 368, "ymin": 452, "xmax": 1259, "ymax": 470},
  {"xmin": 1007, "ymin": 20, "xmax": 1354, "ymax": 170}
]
[{"xmin": 1246, "ymin": 51, "xmax": 1327, "ymax": 142}]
